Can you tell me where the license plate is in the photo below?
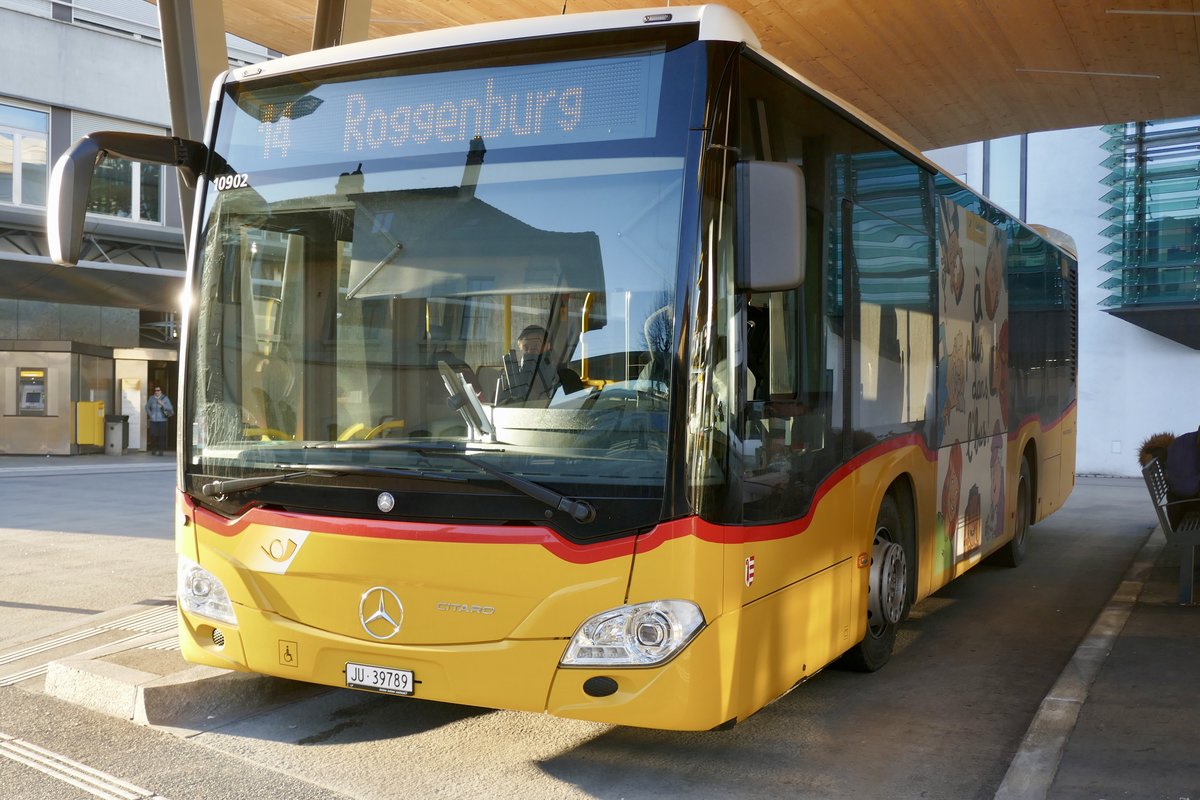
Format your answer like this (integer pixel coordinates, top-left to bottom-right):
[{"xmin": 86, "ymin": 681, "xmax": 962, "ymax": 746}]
[{"xmin": 345, "ymin": 662, "xmax": 414, "ymax": 696}]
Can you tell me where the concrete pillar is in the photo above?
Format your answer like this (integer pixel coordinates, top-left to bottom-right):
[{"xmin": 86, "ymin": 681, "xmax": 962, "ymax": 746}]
[
  {"xmin": 313, "ymin": 0, "xmax": 373, "ymax": 49},
  {"xmin": 156, "ymin": 0, "xmax": 229, "ymax": 248}
]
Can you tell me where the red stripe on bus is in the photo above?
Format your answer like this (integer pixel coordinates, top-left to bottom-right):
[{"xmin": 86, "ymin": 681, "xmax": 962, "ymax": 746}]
[
  {"xmin": 187, "ymin": 425, "xmax": 1069, "ymax": 563},
  {"xmin": 636, "ymin": 433, "xmax": 934, "ymax": 552},
  {"xmin": 1009, "ymin": 400, "xmax": 1076, "ymax": 441},
  {"xmin": 186, "ymin": 499, "xmax": 635, "ymax": 564}
]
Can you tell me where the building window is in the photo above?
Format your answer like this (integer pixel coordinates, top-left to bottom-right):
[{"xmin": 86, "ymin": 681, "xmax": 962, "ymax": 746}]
[{"xmin": 0, "ymin": 101, "xmax": 49, "ymax": 207}]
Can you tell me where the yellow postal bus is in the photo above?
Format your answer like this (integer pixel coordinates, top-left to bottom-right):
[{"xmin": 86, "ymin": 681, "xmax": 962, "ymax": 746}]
[{"xmin": 50, "ymin": 5, "xmax": 1077, "ymax": 730}]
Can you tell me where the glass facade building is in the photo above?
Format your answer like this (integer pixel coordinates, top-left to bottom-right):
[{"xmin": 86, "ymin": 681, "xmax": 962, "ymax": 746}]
[{"xmin": 1099, "ymin": 118, "xmax": 1200, "ymax": 347}]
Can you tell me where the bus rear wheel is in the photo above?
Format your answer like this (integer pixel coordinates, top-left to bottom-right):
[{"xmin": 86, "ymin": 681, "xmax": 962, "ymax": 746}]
[
  {"xmin": 839, "ymin": 495, "xmax": 908, "ymax": 672},
  {"xmin": 990, "ymin": 457, "xmax": 1032, "ymax": 567}
]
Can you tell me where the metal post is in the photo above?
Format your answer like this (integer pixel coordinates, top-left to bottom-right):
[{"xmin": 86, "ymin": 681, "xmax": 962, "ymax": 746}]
[
  {"xmin": 313, "ymin": 0, "xmax": 373, "ymax": 50},
  {"xmin": 156, "ymin": 0, "xmax": 229, "ymax": 247}
]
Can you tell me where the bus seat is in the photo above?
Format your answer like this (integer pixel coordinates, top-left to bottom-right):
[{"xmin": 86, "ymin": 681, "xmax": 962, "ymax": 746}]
[
  {"xmin": 477, "ymin": 365, "xmax": 503, "ymax": 402},
  {"xmin": 337, "ymin": 422, "xmax": 366, "ymax": 440},
  {"xmin": 364, "ymin": 418, "xmax": 406, "ymax": 439}
]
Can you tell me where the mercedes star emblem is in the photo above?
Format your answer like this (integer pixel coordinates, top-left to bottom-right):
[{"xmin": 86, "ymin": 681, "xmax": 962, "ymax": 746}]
[{"xmin": 359, "ymin": 586, "xmax": 404, "ymax": 640}]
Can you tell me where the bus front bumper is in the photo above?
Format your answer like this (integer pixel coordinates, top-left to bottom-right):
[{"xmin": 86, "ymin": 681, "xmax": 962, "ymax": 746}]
[{"xmin": 178, "ymin": 605, "xmax": 736, "ymax": 731}]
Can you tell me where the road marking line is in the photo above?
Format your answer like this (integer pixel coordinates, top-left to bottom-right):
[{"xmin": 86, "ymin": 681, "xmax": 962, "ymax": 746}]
[
  {"xmin": 993, "ymin": 527, "xmax": 1163, "ymax": 800},
  {"xmin": 0, "ymin": 733, "xmax": 168, "ymax": 799},
  {"xmin": 0, "ymin": 605, "xmax": 175, "ymax": 668},
  {"xmin": 141, "ymin": 638, "xmax": 181, "ymax": 651},
  {"xmin": 97, "ymin": 605, "xmax": 176, "ymax": 634},
  {"xmin": 0, "ymin": 663, "xmax": 49, "ymax": 687},
  {"xmin": 0, "ymin": 605, "xmax": 175, "ymax": 673},
  {"xmin": 0, "ymin": 629, "xmax": 170, "ymax": 686},
  {"xmin": 0, "ymin": 628, "xmax": 106, "ymax": 667},
  {"xmin": 0, "ymin": 604, "xmax": 178, "ymax": 684}
]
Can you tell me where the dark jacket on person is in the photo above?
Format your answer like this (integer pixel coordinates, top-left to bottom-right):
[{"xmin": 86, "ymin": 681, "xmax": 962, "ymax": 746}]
[
  {"xmin": 1166, "ymin": 429, "xmax": 1200, "ymax": 498},
  {"xmin": 1164, "ymin": 429, "xmax": 1200, "ymax": 526}
]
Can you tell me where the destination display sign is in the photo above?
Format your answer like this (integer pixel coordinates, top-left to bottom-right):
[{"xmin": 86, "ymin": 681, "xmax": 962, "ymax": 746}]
[{"xmin": 222, "ymin": 51, "xmax": 665, "ymax": 170}]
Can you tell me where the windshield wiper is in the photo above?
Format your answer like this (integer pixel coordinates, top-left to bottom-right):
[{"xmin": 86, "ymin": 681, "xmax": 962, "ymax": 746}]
[
  {"xmin": 199, "ymin": 463, "xmax": 467, "ymax": 499},
  {"xmin": 308, "ymin": 441, "xmax": 597, "ymax": 524}
]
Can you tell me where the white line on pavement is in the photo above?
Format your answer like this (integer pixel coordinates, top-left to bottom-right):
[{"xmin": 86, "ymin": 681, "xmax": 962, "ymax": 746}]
[
  {"xmin": 0, "ymin": 605, "xmax": 176, "ymax": 685},
  {"xmin": 993, "ymin": 527, "xmax": 1163, "ymax": 800},
  {"xmin": 0, "ymin": 733, "xmax": 168, "ymax": 799}
]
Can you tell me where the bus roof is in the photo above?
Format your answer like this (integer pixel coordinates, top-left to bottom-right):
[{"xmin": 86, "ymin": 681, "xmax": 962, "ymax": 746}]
[{"xmin": 229, "ymin": 5, "xmax": 758, "ymax": 84}]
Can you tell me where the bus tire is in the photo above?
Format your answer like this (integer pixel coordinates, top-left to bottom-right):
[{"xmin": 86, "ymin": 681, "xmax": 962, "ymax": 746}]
[
  {"xmin": 991, "ymin": 457, "xmax": 1032, "ymax": 568},
  {"xmin": 839, "ymin": 495, "xmax": 908, "ymax": 672}
]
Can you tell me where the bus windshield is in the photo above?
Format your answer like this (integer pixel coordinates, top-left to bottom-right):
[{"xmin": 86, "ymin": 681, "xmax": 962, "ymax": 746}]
[{"xmin": 186, "ymin": 41, "xmax": 696, "ymax": 531}]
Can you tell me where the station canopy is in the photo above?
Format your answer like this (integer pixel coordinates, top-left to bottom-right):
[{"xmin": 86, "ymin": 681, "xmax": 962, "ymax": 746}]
[{"xmin": 210, "ymin": 0, "xmax": 1200, "ymax": 151}]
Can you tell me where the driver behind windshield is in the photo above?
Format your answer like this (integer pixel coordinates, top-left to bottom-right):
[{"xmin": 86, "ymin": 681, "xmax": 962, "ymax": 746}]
[{"xmin": 497, "ymin": 325, "xmax": 583, "ymax": 405}]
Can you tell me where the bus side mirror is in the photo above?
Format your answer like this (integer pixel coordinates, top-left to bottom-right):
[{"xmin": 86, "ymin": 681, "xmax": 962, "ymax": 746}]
[
  {"xmin": 49, "ymin": 131, "xmax": 209, "ymax": 265},
  {"xmin": 735, "ymin": 161, "xmax": 806, "ymax": 291}
]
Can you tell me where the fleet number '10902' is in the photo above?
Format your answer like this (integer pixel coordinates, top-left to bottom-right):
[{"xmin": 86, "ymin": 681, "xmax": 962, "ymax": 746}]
[
  {"xmin": 345, "ymin": 662, "xmax": 414, "ymax": 696},
  {"xmin": 213, "ymin": 173, "xmax": 250, "ymax": 190}
]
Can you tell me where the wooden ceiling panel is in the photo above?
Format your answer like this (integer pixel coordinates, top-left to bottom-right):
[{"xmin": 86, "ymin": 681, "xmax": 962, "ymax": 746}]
[{"xmin": 211, "ymin": 0, "xmax": 1200, "ymax": 150}]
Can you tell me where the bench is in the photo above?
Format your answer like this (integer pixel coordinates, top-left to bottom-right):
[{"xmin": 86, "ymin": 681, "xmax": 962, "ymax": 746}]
[{"xmin": 1142, "ymin": 457, "xmax": 1200, "ymax": 605}]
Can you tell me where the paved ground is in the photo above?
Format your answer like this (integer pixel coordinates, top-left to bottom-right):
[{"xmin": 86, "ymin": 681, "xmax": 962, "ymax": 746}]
[
  {"xmin": 0, "ymin": 456, "xmax": 1198, "ymax": 799},
  {"xmin": 0, "ymin": 451, "xmax": 176, "ymax": 647},
  {"xmin": 1045, "ymin": 531, "xmax": 1200, "ymax": 799}
]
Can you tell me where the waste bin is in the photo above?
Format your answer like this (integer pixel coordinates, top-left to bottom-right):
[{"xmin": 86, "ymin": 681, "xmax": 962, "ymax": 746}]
[{"xmin": 104, "ymin": 414, "xmax": 129, "ymax": 455}]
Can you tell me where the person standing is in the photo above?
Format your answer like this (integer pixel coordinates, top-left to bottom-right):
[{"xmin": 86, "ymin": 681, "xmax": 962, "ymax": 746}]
[{"xmin": 145, "ymin": 386, "xmax": 174, "ymax": 455}]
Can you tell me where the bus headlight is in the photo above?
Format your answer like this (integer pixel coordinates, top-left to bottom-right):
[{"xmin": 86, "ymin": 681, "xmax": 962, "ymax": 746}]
[
  {"xmin": 177, "ymin": 556, "xmax": 237, "ymax": 625},
  {"xmin": 560, "ymin": 600, "xmax": 704, "ymax": 667}
]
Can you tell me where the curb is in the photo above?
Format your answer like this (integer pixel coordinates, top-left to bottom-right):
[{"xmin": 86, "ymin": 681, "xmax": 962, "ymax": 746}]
[
  {"xmin": 0, "ymin": 462, "xmax": 174, "ymax": 478},
  {"xmin": 992, "ymin": 526, "xmax": 1163, "ymax": 800},
  {"xmin": 45, "ymin": 658, "xmax": 318, "ymax": 732}
]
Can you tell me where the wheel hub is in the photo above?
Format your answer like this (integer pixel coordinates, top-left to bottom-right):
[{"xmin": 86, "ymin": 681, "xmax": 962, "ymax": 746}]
[{"xmin": 869, "ymin": 537, "xmax": 907, "ymax": 627}]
